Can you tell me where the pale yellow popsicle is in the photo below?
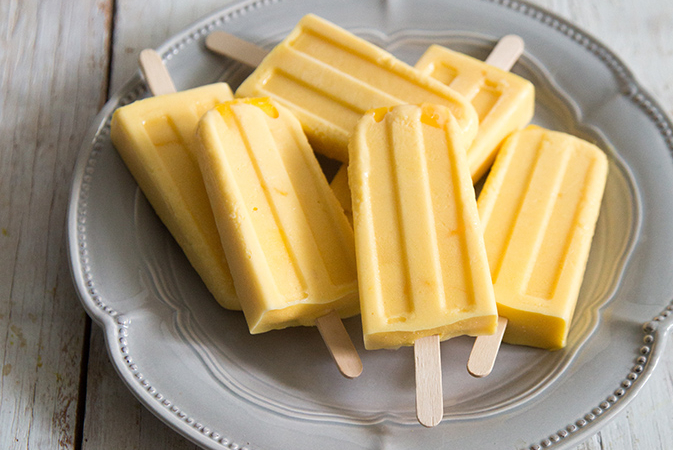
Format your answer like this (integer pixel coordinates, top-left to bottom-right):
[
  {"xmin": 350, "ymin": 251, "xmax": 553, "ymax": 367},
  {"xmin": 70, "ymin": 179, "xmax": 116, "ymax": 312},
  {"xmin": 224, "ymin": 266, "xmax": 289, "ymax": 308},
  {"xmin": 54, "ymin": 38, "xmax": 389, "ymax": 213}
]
[
  {"xmin": 415, "ymin": 44, "xmax": 535, "ymax": 182},
  {"xmin": 235, "ymin": 14, "xmax": 479, "ymax": 163},
  {"xmin": 110, "ymin": 83, "xmax": 239, "ymax": 310},
  {"xmin": 477, "ymin": 126, "xmax": 608, "ymax": 350},
  {"xmin": 349, "ymin": 104, "xmax": 498, "ymax": 351},
  {"xmin": 194, "ymin": 98, "xmax": 359, "ymax": 334}
]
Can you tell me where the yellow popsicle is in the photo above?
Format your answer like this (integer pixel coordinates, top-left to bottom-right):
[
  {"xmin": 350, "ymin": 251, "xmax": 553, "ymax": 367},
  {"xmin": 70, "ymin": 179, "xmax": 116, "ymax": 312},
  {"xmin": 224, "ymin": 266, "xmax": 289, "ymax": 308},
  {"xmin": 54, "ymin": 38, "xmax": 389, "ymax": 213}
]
[
  {"xmin": 349, "ymin": 104, "xmax": 498, "ymax": 351},
  {"xmin": 194, "ymin": 98, "xmax": 359, "ymax": 334},
  {"xmin": 477, "ymin": 126, "xmax": 608, "ymax": 350},
  {"xmin": 110, "ymin": 83, "xmax": 239, "ymax": 310},
  {"xmin": 328, "ymin": 35, "xmax": 533, "ymax": 223}
]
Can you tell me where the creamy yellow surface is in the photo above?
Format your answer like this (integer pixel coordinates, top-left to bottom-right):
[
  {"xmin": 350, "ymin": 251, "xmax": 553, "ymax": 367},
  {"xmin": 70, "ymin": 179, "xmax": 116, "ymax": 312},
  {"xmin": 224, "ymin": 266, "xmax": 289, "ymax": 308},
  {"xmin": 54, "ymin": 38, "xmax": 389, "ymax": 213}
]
[
  {"xmin": 236, "ymin": 14, "xmax": 478, "ymax": 163},
  {"xmin": 195, "ymin": 98, "xmax": 359, "ymax": 334},
  {"xmin": 349, "ymin": 104, "xmax": 497, "ymax": 350},
  {"xmin": 478, "ymin": 126, "xmax": 608, "ymax": 350},
  {"xmin": 110, "ymin": 83, "xmax": 239, "ymax": 310},
  {"xmin": 416, "ymin": 45, "xmax": 535, "ymax": 182},
  {"xmin": 329, "ymin": 164, "xmax": 352, "ymax": 225}
]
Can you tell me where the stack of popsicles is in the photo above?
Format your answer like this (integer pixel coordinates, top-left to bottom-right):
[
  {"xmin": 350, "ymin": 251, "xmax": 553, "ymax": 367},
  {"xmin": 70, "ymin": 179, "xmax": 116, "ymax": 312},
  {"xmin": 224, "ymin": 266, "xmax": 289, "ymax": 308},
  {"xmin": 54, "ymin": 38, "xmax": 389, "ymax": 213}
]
[{"xmin": 110, "ymin": 13, "xmax": 609, "ymax": 427}]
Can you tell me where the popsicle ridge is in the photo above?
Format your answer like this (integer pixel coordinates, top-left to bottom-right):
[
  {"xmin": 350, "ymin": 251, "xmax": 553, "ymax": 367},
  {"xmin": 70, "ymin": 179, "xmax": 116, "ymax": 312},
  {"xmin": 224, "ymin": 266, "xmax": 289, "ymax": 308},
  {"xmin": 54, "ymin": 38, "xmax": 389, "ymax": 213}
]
[
  {"xmin": 482, "ymin": 131, "xmax": 572, "ymax": 286},
  {"xmin": 525, "ymin": 143, "xmax": 606, "ymax": 301}
]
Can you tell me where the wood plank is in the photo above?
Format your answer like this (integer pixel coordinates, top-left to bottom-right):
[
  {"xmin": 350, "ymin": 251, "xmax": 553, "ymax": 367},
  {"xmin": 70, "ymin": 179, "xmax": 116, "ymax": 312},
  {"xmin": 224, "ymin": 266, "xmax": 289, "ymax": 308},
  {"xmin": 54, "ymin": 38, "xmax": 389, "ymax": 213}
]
[
  {"xmin": 110, "ymin": 0, "xmax": 233, "ymax": 93},
  {"xmin": 0, "ymin": 0, "xmax": 113, "ymax": 448}
]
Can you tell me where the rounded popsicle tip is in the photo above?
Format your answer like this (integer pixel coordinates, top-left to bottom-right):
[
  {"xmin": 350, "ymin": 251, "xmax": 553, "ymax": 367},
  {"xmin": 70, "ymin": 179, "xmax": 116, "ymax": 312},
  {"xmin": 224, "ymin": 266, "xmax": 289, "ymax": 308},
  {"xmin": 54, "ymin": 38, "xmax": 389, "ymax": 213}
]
[
  {"xmin": 500, "ymin": 34, "xmax": 525, "ymax": 50},
  {"xmin": 315, "ymin": 311, "xmax": 363, "ymax": 379},
  {"xmin": 366, "ymin": 106, "xmax": 394, "ymax": 123},
  {"xmin": 338, "ymin": 358, "xmax": 364, "ymax": 379},
  {"xmin": 415, "ymin": 335, "xmax": 443, "ymax": 428}
]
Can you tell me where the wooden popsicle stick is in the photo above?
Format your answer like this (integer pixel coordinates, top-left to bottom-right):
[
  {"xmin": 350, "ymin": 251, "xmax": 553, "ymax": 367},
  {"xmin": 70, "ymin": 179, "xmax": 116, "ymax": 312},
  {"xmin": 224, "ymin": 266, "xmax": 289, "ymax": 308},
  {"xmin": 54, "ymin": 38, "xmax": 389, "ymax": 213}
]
[
  {"xmin": 315, "ymin": 311, "xmax": 363, "ymax": 379},
  {"xmin": 484, "ymin": 34, "xmax": 525, "ymax": 72},
  {"xmin": 205, "ymin": 31, "xmax": 269, "ymax": 67},
  {"xmin": 137, "ymin": 46, "xmax": 362, "ymax": 379},
  {"xmin": 138, "ymin": 49, "xmax": 177, "ymax": 96},
  {"xmin": 415, "ymin": 335, "xmax": 443, "ymax": 428},
  {"xmin": 466, "ymin": 36, "xmax": 524, "ymax": 378},
  {"xmin": 467, "ymin": 317, "xmax": 508, "ymax": 377}
]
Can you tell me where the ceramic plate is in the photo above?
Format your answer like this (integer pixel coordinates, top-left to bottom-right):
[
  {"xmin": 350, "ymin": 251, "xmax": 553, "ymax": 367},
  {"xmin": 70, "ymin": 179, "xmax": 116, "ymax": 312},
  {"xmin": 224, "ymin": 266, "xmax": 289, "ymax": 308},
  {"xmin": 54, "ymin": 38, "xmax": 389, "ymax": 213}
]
[{"xmin": 68, "ymin": 1, "xmax": 673, "ymax": 449}]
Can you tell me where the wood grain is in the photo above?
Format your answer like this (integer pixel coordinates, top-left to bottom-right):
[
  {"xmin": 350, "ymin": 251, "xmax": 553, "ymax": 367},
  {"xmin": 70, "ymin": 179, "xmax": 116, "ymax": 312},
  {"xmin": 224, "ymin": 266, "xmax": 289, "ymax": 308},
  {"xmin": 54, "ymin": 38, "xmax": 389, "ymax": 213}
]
[
  {"xmin": 81, "ymin": 327, "xmax": 200, "ymax": 450},
  {"xmin": 315, "ymin": 311, "xmax": 363, "ymax": 379},
  {"xmin": 414, "ymin": 335, "xmax": 443, "ymax": 428},
  {"xmin": 0, "ymin": 0, "xmax": 112, "ymax": 448},
  {"xmin": 81, "ymin": 2, "xmax": 231, "ymax": 448}
]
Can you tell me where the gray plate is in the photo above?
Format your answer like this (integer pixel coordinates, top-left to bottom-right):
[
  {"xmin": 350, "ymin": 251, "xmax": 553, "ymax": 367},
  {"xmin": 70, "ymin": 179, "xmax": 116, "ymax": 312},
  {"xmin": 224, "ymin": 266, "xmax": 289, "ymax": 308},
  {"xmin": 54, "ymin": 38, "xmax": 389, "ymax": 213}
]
[{"xmin": 67, "ymin": 0, "xmax": 673, "ymax": 449}]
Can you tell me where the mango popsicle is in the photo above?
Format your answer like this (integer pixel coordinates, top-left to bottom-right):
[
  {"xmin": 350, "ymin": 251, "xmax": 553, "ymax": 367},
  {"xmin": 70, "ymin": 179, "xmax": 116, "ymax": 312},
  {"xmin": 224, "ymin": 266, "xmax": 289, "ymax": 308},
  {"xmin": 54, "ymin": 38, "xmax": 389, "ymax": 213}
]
[
  {"xmin": 415, "ymin": 39, "xmax": 535, "ymax": 182},
  {"xmin": 194, "ymin": 97, "xmax": 361, "ymax": 375},
  {"xmin": 349, "ymin": 104, "xmax": 497, "ymax": 426},
  {"xmin": 229, "ymin": 14, "xmax": 478, "ymax": 163},
  {"xmin": 350, "ymin": 103, "xmax": 497, "ymax": 348},
  {"xmin": 110, "ymin": 79, "xmax": 239, "ymax": 310},
  {"xmin": 476, "ymin": 126, "xmax": 608, "ymax": 351}
]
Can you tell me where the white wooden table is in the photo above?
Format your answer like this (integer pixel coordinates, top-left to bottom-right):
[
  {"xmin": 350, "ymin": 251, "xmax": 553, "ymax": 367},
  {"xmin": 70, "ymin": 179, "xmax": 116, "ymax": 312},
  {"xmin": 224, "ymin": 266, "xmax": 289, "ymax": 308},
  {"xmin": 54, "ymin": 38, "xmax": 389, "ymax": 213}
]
[{"xmin": 1, "ymin": 1, "xmax": 671, "ymax": 448}]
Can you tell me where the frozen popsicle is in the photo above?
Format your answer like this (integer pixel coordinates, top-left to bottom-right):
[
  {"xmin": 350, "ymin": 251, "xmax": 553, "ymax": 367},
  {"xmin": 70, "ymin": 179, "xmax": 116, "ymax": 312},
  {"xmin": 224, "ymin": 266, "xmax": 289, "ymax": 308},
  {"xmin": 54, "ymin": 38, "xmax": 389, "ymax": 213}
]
[
  {"xmin": 468, "ymin": 126, "xmax": 608, "ymax": 374},
  {"xmin": 415, "ymin": 37, "xmax": 534, "ymax": 181},
  {"xmin": 348, "ymin": 104, "xmax": 498, "ymax": 426},
  {"xmin": 206, "ymin": 14, "xmax": 479, "ymax": 162},
  {"xmin": 194, "ymin": 97, "xmax": 362, "ymax": 377},
  {"xmin": 110, "ymin": 49, "xmax": 239, "ymax": 310}
]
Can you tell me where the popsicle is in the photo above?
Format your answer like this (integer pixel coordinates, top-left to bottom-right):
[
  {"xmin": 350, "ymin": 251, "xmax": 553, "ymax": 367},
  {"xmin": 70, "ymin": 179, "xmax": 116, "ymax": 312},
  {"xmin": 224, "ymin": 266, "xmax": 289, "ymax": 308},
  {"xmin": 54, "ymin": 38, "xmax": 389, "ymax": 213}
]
[
  {"xmin": 415, "ymin": 37, "xmax": 535, "ymax": 182},
  {"xmin": 206, "ymin": 14, "xmax": 479, "ymax": 163},
  {"xmin": 194, "ymin": 97, "xmax": 362, "ymax": 377},
  {"xmin": 348, "ymin": 104, "xmax": 498, "ymax": 426},
  {"xmin": 468, "ymin": 126, "xmax": 608, "ymax": 375},
  {"xmin": 110, "ymin": 50, "xmax": 239, "ymax": 310}
]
